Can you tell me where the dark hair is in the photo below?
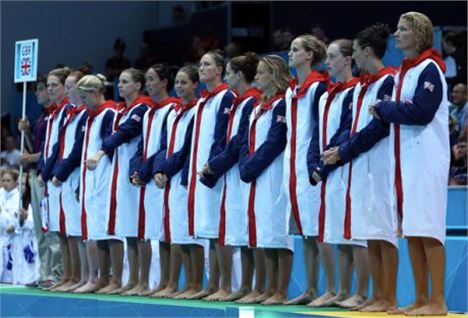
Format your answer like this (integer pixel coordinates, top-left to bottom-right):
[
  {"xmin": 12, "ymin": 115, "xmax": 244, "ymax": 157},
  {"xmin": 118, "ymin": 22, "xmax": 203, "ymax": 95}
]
[
  {"xmin": 178, "ymin": 64, "xmax": 199, "ymax": 83},
  {"xmin": 332, "ymin": 39, "xmax": 354, "ymax": 57},
  {"xmin": 443, "ymin": 31, "xmax": 464, "ymax": 48},
  {"xmin": 229, "ymin": 52, "xmax": 259, "ymax": 83},
  {"xmin": 48, "ymin": 67, "xmax": 72, "ymax": 84},
  {"xmin": 68, "ymin": 71, "xmax": 85, "ymax": 83},
  {"xmin": 122, "ymin": 68, "xmax": 145, "ymax": 92},
  {"xmin": 148, "ymin": 63, "xmax": 177, "ymax": 91},
  {"xmin": 34, "ymin": 74, "xmax": 47, "ymax": 90},
  {"xmin": 355, "ymin": 23, "xmax": 391, "ymax": 58}
]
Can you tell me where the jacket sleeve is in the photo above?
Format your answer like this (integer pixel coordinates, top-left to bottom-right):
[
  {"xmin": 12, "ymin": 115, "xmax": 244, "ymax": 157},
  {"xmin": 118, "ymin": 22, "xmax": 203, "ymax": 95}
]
[
  {"xmin": 53, "ymin": 113, "xmax": 88, "ymax": 182},
  {"xmin": 239, "ymin": 100, "xmax": 287, "ymax": 183},
  {"xmin": 208, "ymin": 99, "xmax": 255, "ymax": 178},
  {"xmin": 155, "ymin": 117, "xmax": 194, "ymax": 180},
  {"xmin": 207, "ymin": 91, "xmax": 234, "ymax": 160},
  {"xmin": 327, "ymin": 89, "xmax": 353, "ymax": 149},
  {"xmin": 307, "ymin": 82, "xmax": 327, "ymax": 172},
  {"xmin": 101, "ymin": 105, "xmax": 147, "ymax": 155},
  {"xmin": 129, "ymin": 137, "xmax": 144, "ymax": 181},
  {"xmin": 100, "ymin": 110, "xmax": 116, "ymax": 160},
  {"xmin": 375, "ymin": 63, "xmax": 443, "ymax": 126}
]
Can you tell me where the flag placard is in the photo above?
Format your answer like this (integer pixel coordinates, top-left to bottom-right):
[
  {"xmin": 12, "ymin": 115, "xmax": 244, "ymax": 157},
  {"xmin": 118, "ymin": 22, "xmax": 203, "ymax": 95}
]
[{"xmin": 14, "ymin": 39, "xmax": 38, "ymax": 83}]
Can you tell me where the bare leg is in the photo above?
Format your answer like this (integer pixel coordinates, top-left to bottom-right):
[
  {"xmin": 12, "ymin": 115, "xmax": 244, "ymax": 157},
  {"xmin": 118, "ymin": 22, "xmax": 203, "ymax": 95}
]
[
  {"xmin": 113, "ymin": 237, "xmax": 138, "ymax": 294},
  {"xmin": 388, "ymin": 237, "xmax": 428, "ymax": 315},
  {"xmin": 288, "ymin": 237, "xmax": 318, "ymax": 305},
  {"xmin": 263, "ymin": 248, "xmax": 292, "ymax": 305},
  {"xmin": 362, "ymin": 240, "xmax": 398, "ymax": 312},
  {"xmin": 407, "ymin": 237, "xmax": 447, "ymax": 316},
  {"xmin": 49, "ymin": 235, "xmax": 71, "ymax": 291},
  {"xmin": 172, "ymin": 244, "xmax": 193, "ymax": 299},
  {"xmin": 253, "ymin": 248, "xmax": 277, "ymax": 304},
  {"xmin": 153, "ymin": 244, "xmax": 182, "ymax": 298},
  {"xmin": 148, "ymin": 241, "xmax": 170, "ymax": 295},
  {"xmin": 237, "ymin": 248, "xmax": 266, "ymax": 304},
  {"xmin": 357, "ymin": 240, "xmax": 381, "ymax": 311},
  {"xmin": 99, "ymin": 239, "xmax": 124, "ymax": 294},
  {"xmin": 75, "ymin": 240, "xmax": 102, "ymax": 293},
  {"xmin": 339, "ymin": 245, "xmax": 369, "ymax": 308},
  {"xmin": 182, "ymin": 244, "xmax": 204, "ymax": 299},
  {"xmin": 56, "ymin": 236, "xmax": 82, "ymax": 291},
  {"xmin": 226, "ymin": 246, "xmax": 253, "ymax": 301},
  {"xmin": 189, "ymin": 239, "xmax": 219, "ymax": 300},
  {"xmin": 124, "ymin": 240, "xmax": 152, "ymax": 295},
  {"xmin": 205, "ymin": 241, "xmax": 232, "ymax": 301},
  {"xmin": 308, "ymin": 241, "xmax": 336, "ymax": 307},
  {"xmin": 320, "ymin": 245, "xmax": 352, "ymax": 306}
]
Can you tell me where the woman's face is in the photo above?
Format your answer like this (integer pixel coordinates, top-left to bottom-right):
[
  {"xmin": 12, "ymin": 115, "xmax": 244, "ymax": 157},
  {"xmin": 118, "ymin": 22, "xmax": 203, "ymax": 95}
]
[
  {"xmin": 118, "ymin": 71, "xmax": 140, "ymax": 99},
  {"xmin": 145, "ymin": 68, "xmax": 166, "ymax": 97},
  {"xmin": 352, "ymin": 40, "xmax": 367, "ymax": 71},
  {"xmin": 224, "ymin": 62, "xmax": 240, "ymax": 90},
  {"xmin": 35, "ymin": 82, "xmax": 51, "ymax": 106},
  {"xmin": 174, "ymin": 71, "xmax": 197, "ymax": 101},
  {"xmin": 394, "ymin": 18, "xmax": 417, "ymax": 52},
  {"xmin": 199, "ymin": 54, "xmax": 221, "ymax": 83},
  {"xmin": 65, "ymin": 76, "xmax": 80, "ymax": 105},
  {"xmin": 288, "ymin": 38, "xmax": 312, "ymax": 68},
  {"xmin": 254, "ymin": 61, "xmax": 273, "ymax": 91},
  {"xmin": 47, "ymin": 75, "xmax": 66, "ymax": 103},
  {"xmin": 325, "ymin": 43, "xmax": 349, "ymax": 78},
  {"xmin": 2, "ymin": 173, "xmax": 17, "ymax": 192},
  {"xmin": 79, "ymin": 90, "xmax": 100, "ymax": 109}
]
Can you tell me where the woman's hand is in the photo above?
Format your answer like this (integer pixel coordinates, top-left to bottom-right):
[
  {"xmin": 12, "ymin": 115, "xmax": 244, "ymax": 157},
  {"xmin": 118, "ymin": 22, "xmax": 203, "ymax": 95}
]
[
  {"xmin": 18, "ymin": 118, "xmax": 31, "ymax": 132},
  {"xmin": 198, "ymin": 163, "xmax": 214, "ymax": 178},
  {"xmin": 154, "ymin": 173, "xmax": 168, "ymax": 189},
  {"xmin": 51, "ymin": 176, "xmax": 62, "ymax": 187},
  {"xmin": 322, "ymin": 147, "xmax": 341, "ymax": 165},
  {"xmin": 86, "ymin": 150, "xmax": 105, "ymax": 170},
  {"xmin": 130, "ymin": 172, "xmax": 145, "ymax": 187},
  {"xmin": 368, "ymin": 99, "xmax": 382, "ymax": 119},
  {"xmin": 37, "ymin": 174, "xmax": 45, "ymax": 187}
]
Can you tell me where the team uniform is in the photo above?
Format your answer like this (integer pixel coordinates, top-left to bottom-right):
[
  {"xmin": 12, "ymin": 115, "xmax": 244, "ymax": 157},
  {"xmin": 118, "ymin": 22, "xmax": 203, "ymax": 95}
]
[
  {"xmin": 285, "ymin": 71, "xmax": 328, "ymax": 237},
  {"xmin": 309, "ymin": 78, "xmax": 365, "ymax": 246},
  {"xmin": 239, "ymin": 93, "xmax": 293, "ymax": 251},
  {"xmin": 374, "ymin": 49, "xmax": 449, "ymax": 244},
  {"xmin": 129, "ymin": 97, "xmax": 180, "ymax": 241},
  {"xmin": 153, "ymin": 99, "xmax": 202, "ymax": 245},
  {"xmin": 102, "ymin": 96, "xmax": 151, "ymax": 238},
  {"xmin": 40, "ymin": 98, "xmax": 72, "ymax": 233},
  {"xmin": 80, "ymin": 101, "xmax": 118, "ymax": 241},
  {"xmin": 187, "ymin": 83, "xmax": 234, "ymax": 239},
  {"xmin": 335, "ymin": 67, "xmax": 398, "ymax": 246},
  {"xmin": 206, "ymin": 88, "xmax": 261, "ymax": 247},
  {"xmin": 48, "ymin": 105, "xmax": 88, "ymax": 236}
]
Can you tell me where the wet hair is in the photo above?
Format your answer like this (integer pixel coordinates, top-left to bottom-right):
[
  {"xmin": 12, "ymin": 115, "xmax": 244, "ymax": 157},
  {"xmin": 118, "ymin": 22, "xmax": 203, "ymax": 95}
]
[
  {"xmin": 68, "ymin": 71, "xmax": 85, "ymax": 83},
  {"xmin": 48, "ymin": 67, "xmax": 72, "ymax": 84},
  {"xmin": 259, "ymin": 55, "xmax": 292, "ymax": 94},
  {"xmin": 229, "ymin": 52, "xmax": 259, "ymax": 83},
  {"xmin": 76, "ymin": 74, "xmax": 107, "ymax": 94},
  {"xmin": 400, "ymin": 11, "xmax": 434, "ymax": 53},
  {"xmin": 147, "ymin": 63, "xmax": 177, "ymax": 91},
  {"xmin": 34, "ymin": 74, "xmax": 47, "ymax": 90},
  {"xmin": 295, "ymin": 34, "xmax": 327, "ymax": 65},
  {"xmin": 121, "ymin": 68, "xmax": 145, "ymax": 92},
  {"xmin": 178, "ymin": 64, "xmax": 199, "ymax": 84},
  {"xmin": 204, "ymin": 49, "xmax": 225, "ymax": 70},
  {"xmin": 355, "ymin": 23, "xmax": 391, "ymax": 59},
  {"xmin": 331, "ymin": 39, "xmax": 354, "ymax": 57}
]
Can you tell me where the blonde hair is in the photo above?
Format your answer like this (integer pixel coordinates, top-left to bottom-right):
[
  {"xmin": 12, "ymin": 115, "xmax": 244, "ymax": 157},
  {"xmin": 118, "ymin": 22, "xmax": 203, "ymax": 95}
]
[
  {"xmin": 296, "ymin": 34, "xmax": 327, "ymax": 66},
  {"xmin": 76, "ymin": 74, "xmax": 107, "ymax": 94},
  {"xmin": 48, "ymin": 67, "xmax": 72, "ymax": 84},
  {"xmin": 259, "ymin": 55, "xmax": 292, "ymax": 97},
  {"xmin": 400, "ymin": 11, "xmax": 433, "ymax": 53}
]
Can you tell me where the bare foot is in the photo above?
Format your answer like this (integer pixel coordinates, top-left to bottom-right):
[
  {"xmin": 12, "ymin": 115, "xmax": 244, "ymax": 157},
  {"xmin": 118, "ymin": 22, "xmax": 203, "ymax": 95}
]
[
  {"xmin": 53, "ymin": 279, "xmax": 80, "ymax": 292},
  {"xmin": 287, "ymin": 290, "xmax": 317, "ymax": 305},
  {"xmin": 169, "ymin": 288, "xmax": 188, "ymax": 298},
  {"xmin": 406, "ymin": 301, "xmax": 448, "ymax": 316},
  {"xmin": 308, "ymin": 292, "xmax": 341, "ymax": 307},
  {"xmin": 236, "ymin": 291, "xmax": 263, "ymax": 304},
  {"xmin": 96, "ymin": 282, "xmax": 122, "ymax": 294},
  {"xmin": 123, "ymin": 283, "xmax": 151, "ymax": 296},
  {"xmin": 109, "ymin": 282, "xmax": 137, "ymax": 295},
  {"xmin": 337, "ymin": 294, "xmax": 367, "ymax": 308},
  {"xmin": 68, "ymin": 280, "xmax": 87, "ymax": 292},
  {"xmin": 360, "ymin": 299, "xmax": 397, "ymax": 312},
  {"xmin": 46, "ymin": 279, "xmax": 69, "ymax": 291},
  {"xmin": 175, "ymin": 288, "xmax": 202, "ymax": 299},
  {"xmin": 74, "ymin": 281, "xmax": 102, "ymax": 294},
  {"xmin": 142, "ymin": 284, "xmax": 166, "ymax": 297},
  {"xmin": 186, "ymin": 287, "xmax": 218, "ymax": 300},
  {"xmin": 253, "ymin": 291, "xmax": 274, "ymax": 304},
  {"xmin": 387, "ymin": 300, "xmax": 427, "ymax": 315},
  {"xmin": 223, "ymin": 288, "xmax": 251, "ymax": 302},
  {"xmin": 262, "ymin": 292, "xmax": 288, "ymax": 305},
  {"xmin": 152, "ymin": 286, "xmax": 178, "ymax": 298},
  {"xmin": 205, "ymin": 289, "xmax": 231, "ymax": 301}
]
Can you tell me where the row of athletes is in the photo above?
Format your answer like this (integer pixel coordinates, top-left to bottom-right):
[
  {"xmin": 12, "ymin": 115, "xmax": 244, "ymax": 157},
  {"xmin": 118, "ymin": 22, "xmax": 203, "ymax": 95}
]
[{"xmin": 22, "ymin": 11, "xmax": 448, "ymax": 316}]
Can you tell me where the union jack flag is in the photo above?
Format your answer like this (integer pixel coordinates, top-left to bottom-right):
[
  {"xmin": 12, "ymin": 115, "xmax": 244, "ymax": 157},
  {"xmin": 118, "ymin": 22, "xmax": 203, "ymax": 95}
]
[
  {"xmin": 21, "ymin": 57, "xmax": 31, "ymax": 76},
  {"xmin": 424, "ymin": 81, "xmax": 434, "ymax": 92}
]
